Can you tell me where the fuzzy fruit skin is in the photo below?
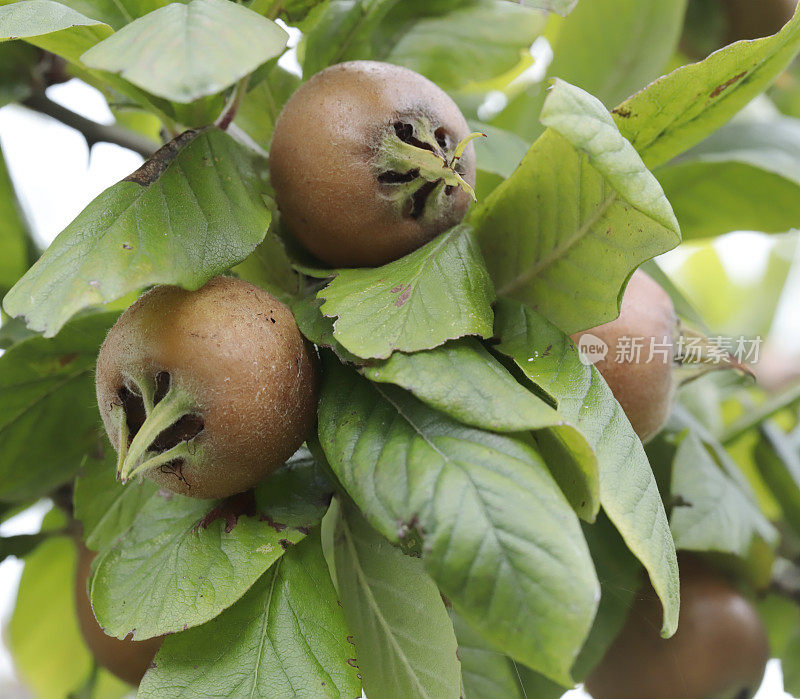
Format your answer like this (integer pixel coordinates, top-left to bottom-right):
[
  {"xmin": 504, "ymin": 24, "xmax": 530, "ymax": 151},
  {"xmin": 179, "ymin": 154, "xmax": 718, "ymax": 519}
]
[
  {"xmin": 586, "ymin": 556, "xmax": 769, "ymax": 699},
  {"xmin": 96, "ymin": 276, "xmax": 318, "ymax": 498},
  {"xmin": 571, "ymin": 271, "xmax": 676, "ymax": 443},
  {"xmin": 270, "ymin": 60, "xmax": 476, "ymax": 268},
  {"xmin": 75, "ymin": 542, "xmax": 162, "ymax": 685}
]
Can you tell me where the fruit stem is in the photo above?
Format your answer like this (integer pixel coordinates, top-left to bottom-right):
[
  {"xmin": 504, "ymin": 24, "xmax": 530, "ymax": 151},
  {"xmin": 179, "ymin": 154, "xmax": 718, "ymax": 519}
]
[
  {"xmin": 114, "ymin": 405, "xmax": 130, "ymax": 476},
  {"xmin": 379, "ymin": 132, "xmax": 477, "ymax": 201},
  {"xmin": 117, "ymin": 388, "xmax": 196, "ymax": 483},
  {"xmin": 124, "ymin": 441, "xmax": 194, "ymax": 482}
]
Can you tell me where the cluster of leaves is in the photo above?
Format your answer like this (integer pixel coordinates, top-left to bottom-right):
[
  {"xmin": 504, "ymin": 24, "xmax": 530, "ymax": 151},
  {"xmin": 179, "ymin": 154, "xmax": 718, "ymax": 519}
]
[{"xmin": 1, "ymin": 0, "xmax": 800, "ymax": 697}]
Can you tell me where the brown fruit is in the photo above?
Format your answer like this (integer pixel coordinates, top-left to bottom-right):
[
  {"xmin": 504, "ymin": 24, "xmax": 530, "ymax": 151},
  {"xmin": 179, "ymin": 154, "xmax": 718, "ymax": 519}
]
[
  {"xmin": 96, "ymin": 276, "xmax": 318, "ymax": 499},
  {"xmin": 571, "ymin": 270, "xmax": 677, "ymax": 443},
  {"xmin": 75, "ymin": 542, "xmax": 162, "ymax": 685},
  {"xmin": 270, "ymin": 60, "xmax": 477, "ymax": 268},
  {"xmin": 586, "ymin": 556, "xmax": 769, "ymax": 699}
]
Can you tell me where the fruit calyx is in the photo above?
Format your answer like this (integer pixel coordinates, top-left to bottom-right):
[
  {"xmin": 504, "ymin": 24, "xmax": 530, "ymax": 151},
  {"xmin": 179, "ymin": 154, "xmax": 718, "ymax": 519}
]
[
  {"xmin": 376, "ymin": 115, "xmax": 484, "ymax": 219},
  {"xmin": 112, "ymin": 372, "xmax": 204, "ymax": 484}
]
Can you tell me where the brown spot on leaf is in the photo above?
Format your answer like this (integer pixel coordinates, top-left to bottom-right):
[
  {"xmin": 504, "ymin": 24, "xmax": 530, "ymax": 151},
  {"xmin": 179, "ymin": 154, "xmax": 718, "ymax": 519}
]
[
  {"xmin": 261, "ymin": 514, "xmax": 287, "ymax": 532},
  {"xmin": 194, "ymin": 491, "xmax": 257, "ymax": 533},
  {"xmin": 59, "ymin": 353, "xmax": 78, "ymax": 367},
  {"xmin": 710, "ymin": 71, "xmax": 747, "ymax": 98},
  {"xmin": 395, "ymin": 285, "xmax": 411, "ymax": 307},
  {"xmin": 124, "ymin": 129, "xmax": 201, "ymax": 186},
  {"xmin": 612, "ymin": 107, "xmax": 631, "ymax": 118}
]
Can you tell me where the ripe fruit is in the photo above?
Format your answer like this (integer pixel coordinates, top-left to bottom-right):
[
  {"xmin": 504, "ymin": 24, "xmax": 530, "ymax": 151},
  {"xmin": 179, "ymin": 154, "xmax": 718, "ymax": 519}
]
[
  {"xmin": 96, "ymin": 276, "xmax": 318, "ymax": 499},
  {"xmin": 571, "ymin": 270, "xmax": 676, "ymax": 442},
  {"xmin": 586, "ymin": 556, "xmax": 769, "ymax": 699},
  {"xmin": 270, "ymin": 60, "xmax": 478, "ymax": 268},
  {"xmin": 75, "ymin": 542, "xmax": 162, "ymax": 685}
]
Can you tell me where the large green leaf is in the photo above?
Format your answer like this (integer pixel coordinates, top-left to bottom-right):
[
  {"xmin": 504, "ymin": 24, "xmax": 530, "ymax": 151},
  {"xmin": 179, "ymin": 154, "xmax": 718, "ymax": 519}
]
[
  {"xmin": 0, "ymin": 0, "xmax": 112, "ymax": 63},
  {"xmin": 614, "ymin": 3, "xmax": 800, "ymax": 168},
  {"xmin": 73, "ymin": 448, "xmax": 159, "ymax": 552},
  {"xmin": 363, "ymin": 337, "xmax": 600, "ymax": 518},
  {"xmin": 384, "ymin": 0, "xmax": 545, "ymax": 91},
  {"xmin": 493, "ymin": 298, "xmax": 680, "ymax": 637},
  {"xmin": 494, "ymin": 0, "xmax": 687, "ymax": 141},
  {"xmin": 319, "ymin": 226, "xmax": 495, "ymax": 359},
  {"xmin": 471, "ymin": 80, "xmax": 680, "ymax": 335},
  {"xmin": 330, "ymin": 499, "xmax": 460, "ymax": 699},
  {"xmin": 670, "ymin": 430, "xmax": 779, "ymax": 558},
  {"xmin": 657, "ymin": 117, "xmax": 800, "ymax": 239},
  {"xmin": 0, "ymin": 311, "xmax": 115, "ymax": 502},
  {"xmin": 317, "ymin": 361, "xmax": 599, "ymax": 684},
  {"xmin": 90, "ymin": 490, "xmax": 307, "ymax": 639},
  {"xmin": 0, "ymin": 142, "xmax": 32, "ymax": 297},
  {"xmin": 9, "ymin": 528, "xmax": 93, "ymax": 698},
  {"xmin": 4, "ymin": 128, "xmax": 271, "ymax": 337},
  {"xmin": 81, "ymin": 0, "xmax": 288, "ymax": 102},
  {"xmin": 139, "ymin": 532, "xmax": 361, "ymax": 698}
]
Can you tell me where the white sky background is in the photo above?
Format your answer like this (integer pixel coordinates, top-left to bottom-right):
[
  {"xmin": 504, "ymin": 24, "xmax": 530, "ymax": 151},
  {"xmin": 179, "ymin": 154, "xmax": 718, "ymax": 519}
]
[{"xmin": 0, "ymin": 71, "xmax": 796, "ymax": 695}]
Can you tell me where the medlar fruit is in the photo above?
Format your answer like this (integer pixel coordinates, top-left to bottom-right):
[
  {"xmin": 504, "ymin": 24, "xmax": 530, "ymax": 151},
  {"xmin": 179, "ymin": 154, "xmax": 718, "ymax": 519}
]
[
  {"xmin": 586, "ymin": 556, "xmax": 769, "ymax": 699},
  {"xmin": 270, "ymin": 60, "xmax": 478, "ymax": 268},
  {"xmin": 571, "ymin": 270, "xmax": 677, "ymax": 443},
  {"xmin": 96, "ymin": 276, "xmax": 318, "ymax": 499},
  {"xmin": 75, "ymin": 542, "xmax": 162, "ymax": 685}
]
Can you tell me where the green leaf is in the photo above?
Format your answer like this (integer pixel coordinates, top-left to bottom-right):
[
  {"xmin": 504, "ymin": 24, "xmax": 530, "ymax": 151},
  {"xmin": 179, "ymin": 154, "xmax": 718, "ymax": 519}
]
[
  {"xmin": 493, "ymin": 298, "xmax": 680, "ymax": 637},
  {"xmin": 319, "ymin": 226, "xmax": 495, "ymax": 360},
  {"xmin": 56, "ymin": 0, "xmax": 170, "ymax": 30},
  {"xmin": 0, "ymin": 41, "xmax": 38, "ymax": 107},
  {"xmin": 330, "ymin": 499, "xmax": 460, "ymax": 699},
  {"xmin": 0, "ymin": 311, "xmax": 116, "ymax": 502},
  {"xmin": 363, "ymin": 337, "xmax": 600, "ymax": 518},
  {"xmin": 494, "ymin": 0, "xmax": 687, "ymax": 141},
  {"xmin": 472, "ymin": 80, "xmax": 680, "ymax": 335},
  {"xmin": 657, "ymin": 116, "xmax": 800, "ymax": 239},
  {"xmin": 9, "ymin": 533, "xmax": 93, "ymax": 698},
  {"xmin": 292, "ymin": 295, "xmax": 363, "ymax": 364},
  {"xmin": 73, "ymin": 447, "xmax": 159, "ymax": 552},
  {"xmin": 90, "ymin": 490, "xmax": 307, "ymax": 639},
  {"xmin": 754, "ymin": 421, "xmax": 800, "ymax": 538},
  {"xmin": 81, "ymin": 0, "xmax": 288, "ymax": 102},
  {"xmin": 253, "ymin": 446, "xmax": 335, "ymax": 529},
  {"xmin": 452, "ymin": 611, "xmax": 522, "ymax": 699},
  {"xmin": 670, "ymin": 430, "xmax": 779, "ymax": 558},
  {"xmin": 385, "ymin": 0, "xmax": 545, "ymax": 91},
  {"xmin": 4, "ymin": 128, "xmax": 271, "ymax": 337},
  {"xmin": 233, "ymin": 230, "xmax": 303, "ymax": 305},
  {"xmin": 139, "ymin": 531, "xmax": 361, "ymax": 698},
  {"xmin": 0, "ymin": 0, "xmax": 112, "ymax": 63},
  {"xmin": 783, "ymin": 627, "xmax": 800, "ymax": 695},
  {"xmin": 318, "ymin": 361, "xmax": 599, "ymax": 684},
  {"xmin": 0, "ymin": 141, "xmax": 33, "ymax": 297},
  {"xmin": 233, "ymin": 63, "xmax": 300, "ymax": 150},
  {"xmin": 572, "ymin": 512, "xmax": 641, "ymax": 679},
  {"xmin": 300, "ymin": 0, "xmax": 397, "ymax": 78},
  {"xmin": 614, "ymin": 3, "xmax": 800, "ymax": 168}
]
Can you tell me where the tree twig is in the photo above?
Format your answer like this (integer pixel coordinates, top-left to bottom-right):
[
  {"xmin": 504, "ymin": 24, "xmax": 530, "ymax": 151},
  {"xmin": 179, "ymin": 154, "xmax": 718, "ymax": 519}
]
[{"xmin": 21, "ymin": 92, "xmax": 160, "ymax": 159}]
